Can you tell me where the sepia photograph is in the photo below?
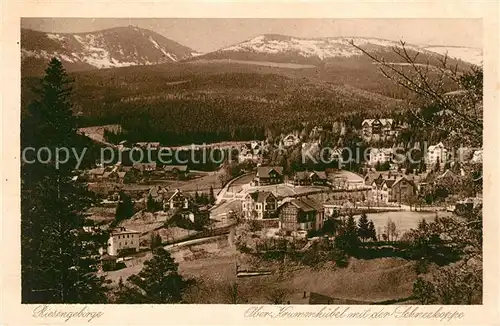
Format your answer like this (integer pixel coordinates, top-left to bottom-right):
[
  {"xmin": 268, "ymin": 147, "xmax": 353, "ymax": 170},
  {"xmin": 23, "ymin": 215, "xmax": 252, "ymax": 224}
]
[{"xmin": 18, "ymin": 16, "xmax": 484, "ymax": 308}]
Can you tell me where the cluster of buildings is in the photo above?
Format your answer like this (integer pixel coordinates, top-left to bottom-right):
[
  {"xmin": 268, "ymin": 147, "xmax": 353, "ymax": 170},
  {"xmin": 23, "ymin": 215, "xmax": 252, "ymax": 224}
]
[
  {"xmin": 86, "ymin": 163, "xmax": 190, "ymax": 183},
  {"xmin": 366, "ymin": 142, "xmax": 482, "ymax": 172},
  {"xmin": 100, "ymin": 186, "xmax": 210, "ymax": 267},
  {"xmin": 362, "ymin": 118, "xmax": 403, "ymax": 141},
  {"xmin": 238, "ymin": 141, "xmax": 266, "ymax": 163},
  {"xmin": 146, "ymin": 186, "xmax": 210, "ymax": 223},
  {"xmin": 251, "ymin": 166, "xmax": 330, "ymax": 187}
]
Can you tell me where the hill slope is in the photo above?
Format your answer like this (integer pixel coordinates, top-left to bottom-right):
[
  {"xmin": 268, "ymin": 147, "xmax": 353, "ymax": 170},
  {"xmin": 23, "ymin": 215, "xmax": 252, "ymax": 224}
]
[
  {"xmin": 21, "ymin": 26, "xmax": 196, "ymax": 75},
  {"xmin": 22, "ymin": 62, "xmax": 408, "ymax": 145},
  {"xmin": 191, "ymin": 34, "xmax": 477, "ymax": 67}
]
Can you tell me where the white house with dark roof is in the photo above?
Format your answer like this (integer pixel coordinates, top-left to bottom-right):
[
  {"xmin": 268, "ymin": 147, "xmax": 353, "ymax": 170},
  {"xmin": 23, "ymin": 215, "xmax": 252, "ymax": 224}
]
[
  {"xmin": 368, "ymin": 148, "xmax": 393, "ymax": 166},
  {"xmin": 362, "ymin": 118, "xmax": 394, "ymax": 138},
  {"xmin": 242, "ymin": 191, "xmax": 278, "ymax": 219},
  {"xmin": 163, "ymin": 189, "xmax": 190, "ymax": 211},
  {"xmin": 107, "ymin": 227, "xmax": 140, "ymax": 256},
  {"xmin": 426, "ymin": 142, "xmax": 448, "ymax": 170}
]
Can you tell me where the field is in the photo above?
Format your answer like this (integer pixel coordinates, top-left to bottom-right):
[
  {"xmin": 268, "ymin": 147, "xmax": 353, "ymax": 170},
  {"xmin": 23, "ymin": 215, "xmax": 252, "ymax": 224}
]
[
  {"xmin": 357, "ymin": 210, "xmax": 453, "ymax": 235},
  {"xmin": 104, "ymin": 234, "xmax": 418, "ymax": 304},
  {"xmin": 189, "ymin": 59, "xmax": 317, "ymax": 69},
  {"xmin": 120, "ymin": 170, "xmax": 224, "ymax": 194},
  {"xmin": 177, "ymin": 237, "xmax": 418, "ymax": 304}
]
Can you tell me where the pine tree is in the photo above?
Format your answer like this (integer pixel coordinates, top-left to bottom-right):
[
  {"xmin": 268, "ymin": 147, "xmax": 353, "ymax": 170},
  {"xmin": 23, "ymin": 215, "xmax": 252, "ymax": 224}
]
[
  {"xmin": 21, "ymin": 58, "xmax": 109, "ymax": 303},
  {"xmin": 146, "ymin": 193, "xmax": 157, "ymax": 212},
  {"xmin": 150, "ymin": 232, "xmax": 163, "ymax": 252},
  {"xmin": 357, "ymin": 213, "xmax": 370, "ymax": 242},
  {"xmin": 209, "ymin": 186, "xmax": 216, "ymax": 205},
  {"xmin": 368, "ymin": 220, "xmax": 377, "ymax": 241},
  {"xmin": 122, "ymin": 248, "xmax": 186, "ymax": 303},
  {"xmin": 334, "ymin": 215, "xmax": 359, "ymax": 254},
  {"xmin": 115, "ymin": 191, "xmax": 134, "ymax": 222}
]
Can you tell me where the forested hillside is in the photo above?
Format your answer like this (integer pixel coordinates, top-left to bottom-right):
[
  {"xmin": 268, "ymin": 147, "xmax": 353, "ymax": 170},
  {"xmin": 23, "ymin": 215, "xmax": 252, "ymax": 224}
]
[{"xmin": 21, "ymin": 53, "xmax": 470, "ymax": 146}]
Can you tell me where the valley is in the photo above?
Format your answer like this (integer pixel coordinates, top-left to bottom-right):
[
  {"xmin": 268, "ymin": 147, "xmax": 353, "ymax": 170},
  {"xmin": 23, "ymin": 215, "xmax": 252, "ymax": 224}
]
[{"xmin": 20, "ymin": 19, "xmax": 483, "ymax": 307}]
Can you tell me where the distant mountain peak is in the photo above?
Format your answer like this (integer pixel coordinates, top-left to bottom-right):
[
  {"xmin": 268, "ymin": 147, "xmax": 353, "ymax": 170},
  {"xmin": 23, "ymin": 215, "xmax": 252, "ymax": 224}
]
[
  {"xmin": 198, "ymin": 34, "xmax": 480, "ymax": 66},
  {"xmin": 21, "ymin": 27, "xmax": 196, "ymax": 75}
]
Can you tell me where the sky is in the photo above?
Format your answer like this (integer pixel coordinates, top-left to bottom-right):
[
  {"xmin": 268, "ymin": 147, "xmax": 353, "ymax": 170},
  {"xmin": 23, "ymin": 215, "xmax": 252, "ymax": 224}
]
[{"xmin": 21, "ymin": 18, "xmax": 482, "ymax": 53}]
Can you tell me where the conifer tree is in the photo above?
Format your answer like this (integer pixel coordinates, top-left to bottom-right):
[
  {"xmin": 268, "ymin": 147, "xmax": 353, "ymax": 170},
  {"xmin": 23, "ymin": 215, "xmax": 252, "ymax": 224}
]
[
  {"xmin": 21, "ymin": 58, "xmax": 109, "ymax": 303},
  {"xmin": 119, "ymin": 248, "xmax": 186, "ymax": 303},
  {"xmin": 368, "ymin": 220, "xmax": 377, "ymax": 241},
  {"xmin": 209, "ymin": 186, "xmax": 216, "ymax": 205},
  {"xmin": 334, "ymin": 215, "xmax": 359, "ymax": 254},
  {"xmin": 115, "ymin": 191, "xmax": 134, "ymax": 221},
  {"xmin": 357, "ymin": 212, "xmax": 370, "ymax": 242},
  {"xmin": 146, "ymin": 193, "xmax": 157, "ymax": 212},
  {"xmin": 150, "ymin": 232, "xmax": 163, "ymax": 252}
]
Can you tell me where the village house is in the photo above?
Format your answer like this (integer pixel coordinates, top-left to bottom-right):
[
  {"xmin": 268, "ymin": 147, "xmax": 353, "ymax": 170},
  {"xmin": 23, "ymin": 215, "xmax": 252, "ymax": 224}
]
[
  {"xmin": 100, "ymin": 254, "xmax": 118, "ymax": 271},
  {"xmin": 291, "ymin": 171, "xmax": 328, "ymax": 186},
  {"xmin": 164, "ymin": 165, "xmax": 189, "ymax": 180},
  {"xmin": 425, "ymin": 142, "xmax": 448, "ymax": 171},
  {"xmin": 301, "ymin": 141, "xmax": 321, "ymax": 154},
  {"xmin": 369, "ymin": 175, "xmax": 393, "ymax": 203},
  {"xmin": 369, "ymin": 174, "xmax": 417, "ymax": 204},
  {"xmin": 134, "ymin": 142, "xmax": 161, "ymax": 150},
  {"xmin": 254, "ymin": 166, "xmax": 284, "ymax": 186},
  {"xmin": 323, "ymin": 199, "xmax": 355, "ymax": 217},
  {"xmin": 364, "ymin": 171, "xmax": 398, "ymax": 187},
  {"xmin": 180, "ymin": 205, "xmax": 210, "ymax": 225},
  {"xmin": 277, "ymin": 197, "xmax": 324, "ymax": 235},
  {"xmin": 163, "ymin": 189, "xmax": 190, "ymax": 211},
  {"xmin": 437, "ymin": 169, "xmax": 461, "ymax": 182},
  {"xmin": 471, "ymin": 149, "xmax": 483, "ymax": 164},
  {"xmin": 132, "ymin": 162, "xmax": 157, "ymax": 174},
  {"xmin": 368, "ymin": 148, "xmax": 393, "ymax": 166},
  {"xmin": 87, "ymin": 167, "xmax": 105, "ymax": 181},
  {"xmin": 106, "ymin": 227, "xmax": 140, "ymax": 256},
  {"xmin": 146, "ymin": 185, "xmax": 170, "ymax": 203},
  {"xmin": 242, "ymin": 191, "xmax": 278, "ymax": 219},
  {"xmin": 282, "ymin": 133, "xmax": 300, "ymax": 148},
  {"xmin": 101, "ymin": 165, "xmax": 128, "ymax": 183},
  {"xmin": 390, "ymin": 176, "xmax": 417, "ymax": 203},
  {"xmin": 238, "ymin": 143, "xmax": 263, "ymax": 163},
  {"xmin": 362, "ymin": 118, "xmax": 394, "ymax": 138}
]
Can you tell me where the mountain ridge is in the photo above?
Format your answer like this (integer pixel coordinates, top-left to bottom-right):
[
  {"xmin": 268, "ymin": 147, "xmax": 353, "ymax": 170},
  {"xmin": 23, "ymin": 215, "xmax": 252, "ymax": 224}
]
[
  {"xmin": 191, "ymin": 33, "xmax": 481, "ymax": 66},
  {"xmin": 21, "ymin": 26, "xmax": 197, "ymax": 75}
]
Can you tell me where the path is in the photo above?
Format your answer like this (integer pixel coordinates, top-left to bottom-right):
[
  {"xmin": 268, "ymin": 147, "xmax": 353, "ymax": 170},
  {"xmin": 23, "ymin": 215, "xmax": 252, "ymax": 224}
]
[
  {"xmin": 216, "ymin": 172, "xmax": 254, "ymax": 204},
  {"xmin": 164, "ymin": 234, "xmax": 227, "ymax": 250}
]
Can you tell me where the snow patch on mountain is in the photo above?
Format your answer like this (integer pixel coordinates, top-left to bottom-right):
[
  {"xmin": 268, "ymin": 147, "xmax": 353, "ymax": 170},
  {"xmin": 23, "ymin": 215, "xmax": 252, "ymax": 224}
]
[
  {"xmin": 22, "ymin": 27, "xmax": 196, "ymax": 73},
  {"xmin": 148, "ymin": 36, "xmax": 178, "ymax": 62},
  {"xmin": 221, "ymin": 35, "xmax": 434, "ymax": 60},
  {"xmin": 47, "ymin": 33, "xmax": 66, "ymax": 42}
]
